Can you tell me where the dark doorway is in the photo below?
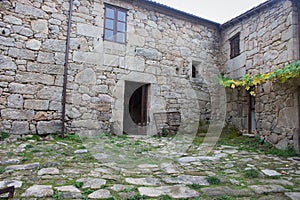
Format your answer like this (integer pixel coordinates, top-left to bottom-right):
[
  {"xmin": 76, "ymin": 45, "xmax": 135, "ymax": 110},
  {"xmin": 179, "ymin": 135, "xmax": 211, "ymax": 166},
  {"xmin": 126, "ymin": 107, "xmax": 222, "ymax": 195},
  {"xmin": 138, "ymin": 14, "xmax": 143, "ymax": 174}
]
[
  {"xmin": 298, "ymin": 87, "xmax": 300, "ymax": 151},
  {"xmin": 248, "ymin": 93, "xmax": 256, "ymax": 134},
  {"xmin": 123, "ymin": 81, "xmax": 150, "ymax": 135},
  {"xmin": 129, "ymin": 84, "xmax": 149, "ymax": 126},
  {"xmin": 298, "ymin": 6, "xmax": 300, "ymax": 59}
]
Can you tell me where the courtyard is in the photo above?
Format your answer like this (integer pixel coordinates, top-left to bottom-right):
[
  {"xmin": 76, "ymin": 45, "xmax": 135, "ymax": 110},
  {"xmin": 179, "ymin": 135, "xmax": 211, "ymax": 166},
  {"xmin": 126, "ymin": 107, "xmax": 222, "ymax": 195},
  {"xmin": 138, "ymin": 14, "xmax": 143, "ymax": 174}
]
[{"xmin": 1, "ymin": 132, "xmax": 300, "ymax": 200}]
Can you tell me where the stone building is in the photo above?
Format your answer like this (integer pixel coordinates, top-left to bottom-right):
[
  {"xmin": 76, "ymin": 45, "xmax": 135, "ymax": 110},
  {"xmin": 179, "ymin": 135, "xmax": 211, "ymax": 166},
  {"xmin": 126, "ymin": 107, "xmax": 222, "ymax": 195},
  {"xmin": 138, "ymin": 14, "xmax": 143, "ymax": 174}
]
[
  {"xmin": 221, "ymin": 0, "xmax": 300, "ymax": 150},
  {"xmin": 0, "ymin": 0, "xmax": 299, "ymax": 150},
  {"xmin": 0, "ymin": 0, "xmax": 219, "ymax": 137}
]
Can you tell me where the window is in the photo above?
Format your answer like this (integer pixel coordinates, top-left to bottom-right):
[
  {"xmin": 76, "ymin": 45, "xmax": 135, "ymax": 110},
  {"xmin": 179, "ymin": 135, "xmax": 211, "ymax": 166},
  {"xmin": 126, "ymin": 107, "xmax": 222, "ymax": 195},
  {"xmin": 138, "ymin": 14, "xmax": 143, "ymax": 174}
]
[
  {"xmin": 230, "ymin": 33, "xmax": 240, "ymax": 59},
  {"xmin": 104, "ymin": 5, "xmax": 127, "ymax": 43},
  {"xmin": 191, "ymin": 61, "xmax": 200, "ymax": 79},
  {"xmin": 192, "ymin": 65, "xmax": 196, "ymax": 78}
]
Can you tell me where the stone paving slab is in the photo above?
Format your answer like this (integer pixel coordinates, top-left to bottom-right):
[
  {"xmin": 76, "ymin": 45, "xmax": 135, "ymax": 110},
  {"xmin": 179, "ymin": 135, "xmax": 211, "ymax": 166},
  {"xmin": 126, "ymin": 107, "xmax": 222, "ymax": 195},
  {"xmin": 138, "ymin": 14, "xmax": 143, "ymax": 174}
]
[
  {"xmin": 285, "ymin": 192, "xmax": 300, "ymax": 200},
  {"xmin": 38, "ymin": 167, "xmax": 59, "ymax": 175},
  {"xmin": 177, "ymin": 156, "xmax": 220, "ymax": 163},
  {"xmin": 0, "ymin": 180, "xmax": 22, "ymax": 188},
  {"xmin": 54, "ymin": 185, "xmax": 82, "ymax": 199},
  {"xmin": 163, "ymin": 174, "xmax": 209, "ymax": 185},
  {"xmin": 76, "ymin": 178, "xmax": 107, "ymax": 189},
  {"xmin": 21, "ymin": 185, "xmax": 53, "ymax": 198},
  {"xmin": 125, "ymin": 177, "xmax": 162, "ymax": 186},
  {"xmin": 261, "ymin": 169, "xmax": 282, "ymax": 176},
  {"xmin": 88, "ymin": 189, "xmax": 112, "ymax": 199},
  {"xmin": 138, "ymin": 185, "xmax": 200, "ymax": 198},
  {"xmin": 201, "ymin": 186, "xmax": 253, "ymax": 197},
  {"xmin": 249, "ymin": 185, "xmax": 287, "ymax": 194},
  {"xmin": 5, "ymin": 162, "xmax": 40, "ymax": 171}
]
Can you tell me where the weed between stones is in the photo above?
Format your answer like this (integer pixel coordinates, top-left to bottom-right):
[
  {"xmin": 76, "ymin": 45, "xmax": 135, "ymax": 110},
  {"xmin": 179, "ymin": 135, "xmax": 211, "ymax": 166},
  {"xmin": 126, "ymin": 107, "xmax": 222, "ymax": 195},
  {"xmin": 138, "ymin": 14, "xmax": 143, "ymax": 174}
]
[
  {"xmin": 244, "ymin": 169, "xmax": 260, "ymax": 178},
  {"xmin": 0, "ymin": 167, "xmax": 5, "ymax": 174},
  {"xmin": 206, "ymin": 176, "xmax": 221, "ymax": 185},
  {"xmin": 0, "ymin": 132, "xmax": 10, "ymax": 140}
]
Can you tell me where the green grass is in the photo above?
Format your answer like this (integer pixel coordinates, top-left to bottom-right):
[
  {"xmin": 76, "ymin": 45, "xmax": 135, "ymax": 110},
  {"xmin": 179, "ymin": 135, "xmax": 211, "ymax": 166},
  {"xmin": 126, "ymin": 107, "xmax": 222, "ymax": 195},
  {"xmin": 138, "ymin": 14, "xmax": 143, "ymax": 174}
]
[
  {"xmin": 206, "ymin": 176, "xmax": 221, "ymax": 185},
  {"xmin": 213, "ymin": 127, "xmax": 299, "ymax": 157},
  {"xmin": 74, "ymin": 181, "xmax": 83, "ymax": 188},
  {"xmin": 188, "ymin": 183, "xmax": 202, "ymax": 190},
  {"xmin": 126, "ymin": 194, "xmax": 145, "ymax": 200},
  {"xmin": 215, "ymin": 196, "xmax": 235, "ymax": 200},
  {"xmin": 0, "ymin": 167, "xmax": 5, "ymax": 174},
  {"xmin": 64, "ymin": 134, "xmax": 82, "ymax": 143},
  {"xmin": 0, "ymin": 132, "xmax": 10, "ymax": 140},
  {"xmin": 244, "ymin": 169, "xmax": 260, "ymax": 178},
  {"xmin": 24, "ymin": 135, "xmax": 40, "ymax": 141},
  {"xmin": 158, "ymin": 195, "xmax": 172, "ymax": 200},
  {"xmin": 81, "ymin": 188, "xmax": 95, "ymax": 200},
  {"xmin": 21, "ymin": 157, "xmax": 29, "ymax": 162},
  {"xmin": 266, "ymin": 146, "xmax": 298, "ymax": 157},
  {"xmin": 96, "ymin": 133, "xmax": 113, "ymax": 139},
  {"xmin": 6, "ymin": 151, "xmax": 13, "ymax": 157},
  {"xmin": 118, "ymin": 135, "xmax": 128, "ymax": 140},
  {"xmin": 31, "ymin": 148, "xmax": 42, "ymax": 153},
  {"xmin": 52, "ymin": 133, "xmax": 82, "ymax": 143},
  {"xmin": 78, "ymin": 145, "xmax": 86, "ymax": 149},
  {"xmin": 121, "ymin": 187, "xmax": 136, "ymax": 193},
  {"xmin": 52, "ymin": 191, "xmax": 63, "ymax": 200},
  {"xmin": 24, "ymin": 144, "xmax": 34, "ymax": 150}
]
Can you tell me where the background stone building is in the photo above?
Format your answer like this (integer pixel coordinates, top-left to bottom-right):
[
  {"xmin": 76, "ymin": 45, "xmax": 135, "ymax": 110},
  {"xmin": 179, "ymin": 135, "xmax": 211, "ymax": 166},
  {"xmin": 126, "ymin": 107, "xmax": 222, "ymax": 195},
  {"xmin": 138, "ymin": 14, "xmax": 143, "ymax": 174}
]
[
  {"xmin": 220, "ymin": 0, "xmax": 300, "ymax": 150},
  {"xmin": 0, "ymin": 0, "xmax": 299, "ymax": 150}
]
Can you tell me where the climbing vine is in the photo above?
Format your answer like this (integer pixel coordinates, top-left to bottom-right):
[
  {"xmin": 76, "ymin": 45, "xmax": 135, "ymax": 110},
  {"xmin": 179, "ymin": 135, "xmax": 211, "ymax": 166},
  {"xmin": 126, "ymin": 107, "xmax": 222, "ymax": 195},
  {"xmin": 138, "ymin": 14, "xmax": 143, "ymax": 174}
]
[{"xmin": 220, "ymin": 60, "xmax": 300, "ymax": 96}]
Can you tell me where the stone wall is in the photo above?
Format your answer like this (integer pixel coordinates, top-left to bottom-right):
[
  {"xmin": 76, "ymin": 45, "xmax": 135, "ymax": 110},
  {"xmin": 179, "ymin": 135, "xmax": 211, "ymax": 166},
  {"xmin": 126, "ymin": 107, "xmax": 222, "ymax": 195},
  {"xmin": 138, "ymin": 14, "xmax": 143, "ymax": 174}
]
[
  {"xmin": 0, "ymin": 0, "xmax": 68, "ymax": 135},
  {"xmin": 221, "ymin": 0, "xmax": 300, "ymax": 149},
  {"xmin": 0, "ymin": 0, "xmax": 220, "ymax": 135},
  {"xmin": 3, "ymin": 0, "xmax": 297, "ymax": 147}
]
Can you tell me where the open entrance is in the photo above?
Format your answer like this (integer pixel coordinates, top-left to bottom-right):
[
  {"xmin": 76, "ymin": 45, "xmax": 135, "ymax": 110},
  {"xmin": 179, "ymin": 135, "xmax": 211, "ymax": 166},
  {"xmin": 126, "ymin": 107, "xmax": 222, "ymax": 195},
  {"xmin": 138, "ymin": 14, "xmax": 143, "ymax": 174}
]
[
  {"xmin": 129, "ymin": 84, "xmax": 149, "ymax": 126},
  {"xmin": 298, "ymin": 5, "xmax": 300, "ymax": 59},
  {"xmin": 248, "ymin": 93, "xmax": 256, "ymax": 134},
  {"xmin": 296, "ymin": 87, "xmax": 300, "ymax": 153},
  {"xmin": 123, "ymin": 81, "xmax": 150, "ymax": 135}
]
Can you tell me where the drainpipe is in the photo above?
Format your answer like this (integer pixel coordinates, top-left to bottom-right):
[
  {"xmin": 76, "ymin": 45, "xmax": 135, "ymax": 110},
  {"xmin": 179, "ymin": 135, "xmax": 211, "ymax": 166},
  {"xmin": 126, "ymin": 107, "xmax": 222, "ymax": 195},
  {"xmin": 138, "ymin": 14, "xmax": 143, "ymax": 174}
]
[{"xmin": 61, "ymin": 0, "xmax": 73, "ymax": 138}]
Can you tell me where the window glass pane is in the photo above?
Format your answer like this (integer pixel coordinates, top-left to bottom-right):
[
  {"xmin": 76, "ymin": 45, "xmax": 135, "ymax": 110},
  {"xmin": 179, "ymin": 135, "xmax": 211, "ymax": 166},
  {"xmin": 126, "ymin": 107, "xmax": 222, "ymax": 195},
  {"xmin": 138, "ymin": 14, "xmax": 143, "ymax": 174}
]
[
  {"xmin": 117, "ymin": 32, "xmax": 125, "ymax": 43},
  {"xmin": 117, "ymin": 22, "xmax": 125, "ymax": 32},
  {"xmin": 230, "ymin": 34, "xmax": 240, "ymax": 58},
  {"xmin": 104, "ymin": 29, "xmax": 114, "ymax": 40},
  {"xmin": 106, "ymin": 7, "xmax": 114, "ymax": 19},
  {"xmin": 118, "ymin": 11, "xmax": 126, "ymax": 22},
  {"xmin": 105, "ymin": 19, "xmax": 114, "ymax": 30}
]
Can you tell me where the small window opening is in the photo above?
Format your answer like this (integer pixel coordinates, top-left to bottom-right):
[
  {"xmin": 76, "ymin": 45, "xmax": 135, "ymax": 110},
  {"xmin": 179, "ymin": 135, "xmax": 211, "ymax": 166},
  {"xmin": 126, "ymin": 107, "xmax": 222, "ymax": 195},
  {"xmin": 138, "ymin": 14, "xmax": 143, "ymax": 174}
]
[
  {"xmin": 192, "ymin": 65, "xmax": 196, "ymax": 78},
  {"xmin": 191, "ymin": 61, "xmax": 200, "ymax": 79},
  {"xmin": 230, "ymin": 33, "xmax": 240, "ymax": 59}
]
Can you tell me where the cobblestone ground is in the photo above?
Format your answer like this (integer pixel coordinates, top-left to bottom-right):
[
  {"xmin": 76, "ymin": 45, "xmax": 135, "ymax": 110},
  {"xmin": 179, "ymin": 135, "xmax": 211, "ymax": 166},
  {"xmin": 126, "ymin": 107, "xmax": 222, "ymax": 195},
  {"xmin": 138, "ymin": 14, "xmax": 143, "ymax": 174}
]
[{"xmin": 1, "ymin": 134, "xmax": 300, "ymax": 200}]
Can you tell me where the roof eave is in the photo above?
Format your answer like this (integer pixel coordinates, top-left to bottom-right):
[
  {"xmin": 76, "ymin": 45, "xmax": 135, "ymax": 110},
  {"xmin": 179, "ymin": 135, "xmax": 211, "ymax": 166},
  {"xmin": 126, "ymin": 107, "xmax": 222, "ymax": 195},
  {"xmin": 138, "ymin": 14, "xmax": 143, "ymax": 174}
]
[
  {"xmin": 220, "ymin": 0, "xmax": 282, "ymax": 30},
  {"xmin": 130, "ymin": 0, "xmax": 220, "ymax": 29}
]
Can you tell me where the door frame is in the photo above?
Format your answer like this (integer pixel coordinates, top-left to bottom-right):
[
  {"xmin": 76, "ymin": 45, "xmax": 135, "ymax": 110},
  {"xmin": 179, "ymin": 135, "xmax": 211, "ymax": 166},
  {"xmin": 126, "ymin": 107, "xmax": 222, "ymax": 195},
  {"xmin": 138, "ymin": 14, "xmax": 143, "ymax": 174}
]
[
  {"xmin": 111, "ymin": 72, "xmax": 157, "ymax": 136},
  {"xmin": 123, "ymin": 81, "xmax": 150, "ymax": 135},
  {"xmin": 294, "ymin": 86, "xmax": 300, "ymax": 153},
  {"xmin": 248, "ymin": 93, "xmax": 256, "ymax": 134},
  {"xmin": 298, "ymin": 5, "xmax": 300, "ymax": 59}
]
